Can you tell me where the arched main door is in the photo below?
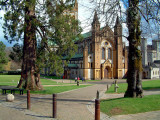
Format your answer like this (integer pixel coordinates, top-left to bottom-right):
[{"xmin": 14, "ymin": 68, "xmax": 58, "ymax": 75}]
[{"xmin": 104, "ymin": 66, "xmax": 111, "ymax": 79}]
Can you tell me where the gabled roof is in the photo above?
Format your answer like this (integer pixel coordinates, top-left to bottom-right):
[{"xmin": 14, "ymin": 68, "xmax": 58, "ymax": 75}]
[{"xmin": 82, "ymin": 31, "xmax": 92, "ymax": 39}]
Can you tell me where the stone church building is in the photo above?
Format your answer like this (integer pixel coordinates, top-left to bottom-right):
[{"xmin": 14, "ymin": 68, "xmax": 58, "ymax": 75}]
[{"xmin": 63, "ymin": 11, "xmax": 128, "ymax": 80}]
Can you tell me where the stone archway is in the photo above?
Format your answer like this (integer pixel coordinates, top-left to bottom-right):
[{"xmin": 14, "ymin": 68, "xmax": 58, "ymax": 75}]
[{"xmin": 104, "ymin": 66, "xmax": 111, "ymax": 79}]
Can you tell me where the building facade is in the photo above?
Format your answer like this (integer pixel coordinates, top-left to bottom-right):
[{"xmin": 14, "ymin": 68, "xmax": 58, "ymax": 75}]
[
  {"xmin": 63, "ymin": 12, "xmax": 128, "ymax": 80},
  {"xmin": 141, "ymin": 38, "xmax": 160, "ymax": 79}
]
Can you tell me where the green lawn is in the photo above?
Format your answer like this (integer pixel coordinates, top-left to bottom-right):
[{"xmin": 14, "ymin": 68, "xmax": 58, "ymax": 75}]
[
  {"xmin": 30, "ymin": 85, "xmax": 90, "ymax": 94},
  {"xmin": 41, "ymin": 75, "xmax": 61, "ymax": 79},
  {"xmin": 106, "ymin": 80, "xmax": 160, "ymax": 93},
  {"xmin": 100, "ymin": 94, "xmax": 160, "ymax": 116},
  {"xmin": 0, "ymin": 75, "xmax": 91, "ymax": 94},
  {"xmin": 0, "ymin": 75, "xmax": 65, "ymax": 86}
]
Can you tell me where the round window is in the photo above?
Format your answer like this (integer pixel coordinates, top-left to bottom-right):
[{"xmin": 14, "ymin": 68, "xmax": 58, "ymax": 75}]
[{"xmin": 105, "ymin": 42, "xmax": 108, "ymax": 45}]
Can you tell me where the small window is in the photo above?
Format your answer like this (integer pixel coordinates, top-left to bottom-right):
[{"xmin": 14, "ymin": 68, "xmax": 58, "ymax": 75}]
[
  {"xmin": 90, "ymin": 44, "xmax": 92, "ymax": 52},
  {"xmin": 102, "ymin": 48, "xmax": 105, "ymax": 59},
  {"xmin": 105, "ymin": 42, "xmax": 108, "ymax": 45}
]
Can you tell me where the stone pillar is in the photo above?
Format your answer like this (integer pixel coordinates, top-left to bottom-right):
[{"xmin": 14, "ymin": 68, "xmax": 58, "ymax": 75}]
[{"xmin": 83, "ymin": 44, "xmax": 88, "ymax": 80}]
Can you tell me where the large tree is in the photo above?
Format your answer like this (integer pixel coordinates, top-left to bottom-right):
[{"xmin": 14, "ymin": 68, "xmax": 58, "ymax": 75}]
[
  {"xmin": 90, "ymin": 0, "xmax": 159, "ymax": 97},
  {"xmin": 124, "ymin": 0, "xmax": 143, "ymax": 97},
  {"xmin": 0, "ymin": 41, "xmax": 8, "ymax": 71},
  {"xmin": 0, "ymin": 0, "xmax": 82, "ymax": 90}
]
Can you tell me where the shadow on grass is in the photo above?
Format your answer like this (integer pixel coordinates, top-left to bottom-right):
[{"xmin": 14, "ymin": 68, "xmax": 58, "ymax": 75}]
[
  {"xmin": 101, "ymin": 97, "xmax": 126, "ymax": 102},
  {"xmin": 143, "ymin": 86, "xmax": 160, "ymax": 90}
]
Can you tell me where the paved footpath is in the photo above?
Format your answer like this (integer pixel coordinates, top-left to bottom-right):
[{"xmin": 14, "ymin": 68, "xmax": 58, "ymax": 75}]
[
  {"xmin": 0, "ymin": 79, "xmax": 160, "ymax": 120},
  {"xmin": 0, "ymin": 79, "xmax": 113, "ymax": 120}
]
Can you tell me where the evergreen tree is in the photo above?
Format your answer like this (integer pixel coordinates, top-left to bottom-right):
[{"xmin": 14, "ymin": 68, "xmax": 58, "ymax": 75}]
[
  {"xmin": 0, "ymin": 41, "xmax": 8, "ymax": 71},
  {"xmin": 0, "ymin": 0, "xmax": 82, "ymax": 90}
]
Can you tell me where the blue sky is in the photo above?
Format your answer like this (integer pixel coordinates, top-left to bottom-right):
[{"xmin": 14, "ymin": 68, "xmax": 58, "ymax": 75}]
[{"xmin": 0, "ymin": 0, "xmax": 159, "ymax": 47}]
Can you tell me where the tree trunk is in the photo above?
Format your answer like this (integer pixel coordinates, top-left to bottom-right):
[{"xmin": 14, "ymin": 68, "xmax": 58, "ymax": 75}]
[
  {"xmin": 17, "ymin": 0, "xmax": 43, "ymax": 90},
  {"xmin": 124, "ymin": 0, "xmax": 143, "ymax": 98}
]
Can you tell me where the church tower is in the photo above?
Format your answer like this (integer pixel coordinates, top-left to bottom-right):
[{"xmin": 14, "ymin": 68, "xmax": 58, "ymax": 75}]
[
  {"xmin": 92, "ymin": 11, "xmax": 101, "ymax": 80},
  {"xmin": 114, "ymin": 16, "xmax": 123, "ymax": 78},
  {"xmin": 73, "ymin": 0, "xmax": 78, "ymax": 20}
]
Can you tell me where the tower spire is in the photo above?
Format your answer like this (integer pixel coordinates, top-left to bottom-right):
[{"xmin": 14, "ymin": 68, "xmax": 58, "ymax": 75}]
[
  {"xmin": 74, "ymin": 0, "xmax": 78, "ymax": 10},
  {"xmin": 115, "ymin": 16, "xmax": 121, "ymax": 26},
  {"xmin": 92, "ymin": 11, "xmax": 100, "ymax": 25}
]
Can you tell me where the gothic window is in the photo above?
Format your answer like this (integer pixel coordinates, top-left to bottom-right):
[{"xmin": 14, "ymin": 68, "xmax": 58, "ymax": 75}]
[
  {"xmin": 102, "ymin": 48, "xmax": 105, "ymax": 59},
  {"xmin": 90, "ymin": 43, "xmax": 92, "ymax": 52},
  {"xmin": 91, "ymin": 63, "xmax": 93, "ymax": 68},
  {"xmin": 108, "ymin": 48, "xmax": 111, "ymax": 59}
]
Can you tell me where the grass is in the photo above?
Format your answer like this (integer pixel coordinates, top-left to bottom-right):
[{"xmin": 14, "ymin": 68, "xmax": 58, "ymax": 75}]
[
  {"xmin": 106, "ymin": 80, "xmax": 160, "ymax": 93},
  {"xmin": 41, "ymin": 75, "xmax": 61, "ymax": 79},
  {"xmin": 100, "ymin": 94, "xmax": 160, "ymax": 116},
  {"xmin": 0, "ymin": 75, "xmax": 67, "ymax": 86},
  {"xmin": 30, "ymin": 85, "xmax": 90, "ymax": 94},
  {"xmin": 0, "ymin": 85, "xmax": 90, "ymax": 94},
  {"xmin": 0, "ymin": 75, "xmax": 91, "ymax": 94}
]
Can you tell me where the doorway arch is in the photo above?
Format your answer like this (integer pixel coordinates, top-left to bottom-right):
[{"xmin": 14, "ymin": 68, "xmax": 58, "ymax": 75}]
[{"xmin": 104, "ymin": 66, "xmax": 111, "ymax": 79}]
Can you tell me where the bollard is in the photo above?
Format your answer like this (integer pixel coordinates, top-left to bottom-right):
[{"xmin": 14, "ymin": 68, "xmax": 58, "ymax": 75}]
[
  {"xmin": 107, "ymin": 84, "xmax": 109, "ymax": 91},
  {"xmin": 114, "ymin": 80, "xmax": 119, "ymax": 92},
  {"xmin": 96, "ymin": 90, "xmax": 99, "ymax": 99},
  {"xmin": 95, "ymin": 99, "xmax": 100, "ymax": 120},
  {"xmin": 27, "ymin": 90, "xmax": 31, "ymax": 110},
  {"xmin": 53, "ymin": 94, "xmax": 57, "ymax": 118},
  {"xmin": 77, "ymin": 81, "xmax": 79, "ymax": 86}
]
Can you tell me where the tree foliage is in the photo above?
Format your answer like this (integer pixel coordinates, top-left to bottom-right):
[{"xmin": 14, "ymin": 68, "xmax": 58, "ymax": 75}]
[
  {"xmin": 9, "ymin": 43, "xmax": 23, "ymax": 63},
  {"xmin": 0, "ymin": 41, "xmax": 8, "ymax": 71},
  {"xmin": 0, "ymin": 0, "xmax": 82, "ymax": 90}
]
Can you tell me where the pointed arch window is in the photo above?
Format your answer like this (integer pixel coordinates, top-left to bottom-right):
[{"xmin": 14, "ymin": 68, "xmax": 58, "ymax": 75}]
[
  {"xmin": 108, "ymin": 48, "xmax": 111, "ymax": 59},
  {"xmin": 90, "ymin": 43, "xmax": 92, "ymax": 53},
  {"xmin": 102, "ymin": 48, "xmax": 105, "ymax": 59}
]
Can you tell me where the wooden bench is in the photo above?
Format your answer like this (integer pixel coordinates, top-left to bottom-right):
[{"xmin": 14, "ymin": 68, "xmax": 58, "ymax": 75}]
[{"xmin": 2, "ymin": 88, "xmax": 24, "ymax": 95}]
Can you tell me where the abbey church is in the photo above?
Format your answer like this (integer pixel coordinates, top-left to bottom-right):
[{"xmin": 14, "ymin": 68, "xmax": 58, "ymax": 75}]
[{"xmin": 63, "ymin": 1, "xmax": 128, "ymax": 80}]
